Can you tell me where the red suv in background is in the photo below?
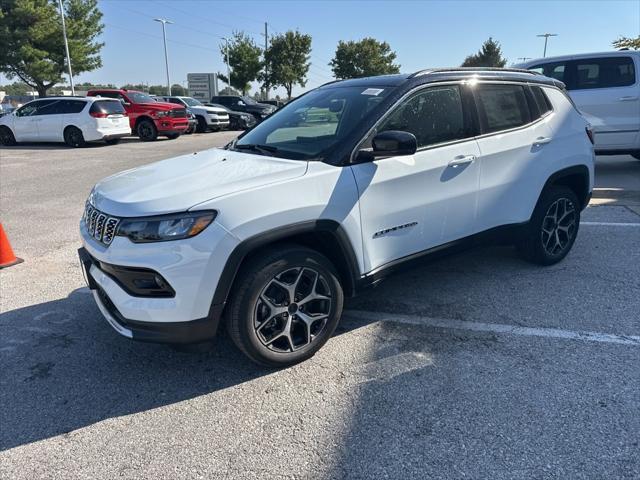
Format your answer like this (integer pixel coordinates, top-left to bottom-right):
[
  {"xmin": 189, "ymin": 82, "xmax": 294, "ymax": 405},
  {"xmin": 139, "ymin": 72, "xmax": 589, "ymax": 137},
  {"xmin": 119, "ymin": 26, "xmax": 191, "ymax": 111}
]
[{"xmin": 87, "ymin": 89, "xmax": 189, "ymax": 141}]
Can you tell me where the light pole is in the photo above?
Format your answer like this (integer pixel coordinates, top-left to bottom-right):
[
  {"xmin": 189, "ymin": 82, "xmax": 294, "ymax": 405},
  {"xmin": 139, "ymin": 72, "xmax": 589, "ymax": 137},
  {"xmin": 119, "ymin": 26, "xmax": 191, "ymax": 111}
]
[
  {"xmin": 222, "ymin": 37, "xmax": 231, "ymax": 92},
  {"xmin": 154, "ymin": 18, "xmax": 173, "ymax": 96},
  {"xmin": 537, "ymin": 33, "xmax": 558, "ymax": 58},
  {"xmin": 58, "ymin": 0, "xmax": 74, "ymax": 95}
]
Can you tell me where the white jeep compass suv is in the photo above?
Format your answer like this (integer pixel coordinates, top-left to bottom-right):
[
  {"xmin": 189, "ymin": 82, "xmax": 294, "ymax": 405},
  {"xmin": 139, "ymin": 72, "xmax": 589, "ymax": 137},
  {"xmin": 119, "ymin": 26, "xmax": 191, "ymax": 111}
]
[{"xmin": 79, "ymin": 68, "xmax": 595, "ymax": 367}]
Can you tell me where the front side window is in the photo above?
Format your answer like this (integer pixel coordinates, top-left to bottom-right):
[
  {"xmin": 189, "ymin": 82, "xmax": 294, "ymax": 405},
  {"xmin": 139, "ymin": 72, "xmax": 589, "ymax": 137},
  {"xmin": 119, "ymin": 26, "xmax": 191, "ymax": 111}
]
[
  {"xmin": 127, "ymin": 92, "xmax": 155, "ymax": 104},
  {"xmin": 16, "ymin": 100, "xmax": 51, "ymax": 117},
  {"xmin": 375, "ymin": 85, "xmax": 468, "ymax": 148},
  {"xmin": 475, "ymin": 84, "xmax": 531, "ymax": 133},
  {"xmin": 573, "ymin": 57, "xmax": 636, "ymax": 90},
  {"xmin": 234, "ymin": 85, "xmax": 394, "ymax": 160},
  {"xmin": 529, "ymin": 62, "xmax": 566, "ymax": 83}
]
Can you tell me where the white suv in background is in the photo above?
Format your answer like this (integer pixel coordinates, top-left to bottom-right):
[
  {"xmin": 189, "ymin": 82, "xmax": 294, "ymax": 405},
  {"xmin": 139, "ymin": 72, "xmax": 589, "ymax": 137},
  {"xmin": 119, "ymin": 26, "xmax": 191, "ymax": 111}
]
[
  {"xmin": 161, "ymin": 96, "xmax": 230, "ymax": 133},
  {"xmin": 516, "ymin": 51, "xmax": 640, "ymax": 159},
  {"xmin": 0, "ymin": 97, "xmax": 131, "ymax": 147},
  {"xmin": 79, "ymin": 68, "xmax": 594, "ymax": 367}
]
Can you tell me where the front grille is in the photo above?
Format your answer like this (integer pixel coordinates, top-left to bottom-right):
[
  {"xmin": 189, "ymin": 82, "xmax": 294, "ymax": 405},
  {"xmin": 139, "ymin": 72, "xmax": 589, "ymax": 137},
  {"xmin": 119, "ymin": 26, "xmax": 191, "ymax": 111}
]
[
  {"xmin": 169, "ymin": 108, "xmax": 187, "ymax": 118},
  {"xmin": 83, "ymin": 203, "xmax": 120, "ymax": 246}
]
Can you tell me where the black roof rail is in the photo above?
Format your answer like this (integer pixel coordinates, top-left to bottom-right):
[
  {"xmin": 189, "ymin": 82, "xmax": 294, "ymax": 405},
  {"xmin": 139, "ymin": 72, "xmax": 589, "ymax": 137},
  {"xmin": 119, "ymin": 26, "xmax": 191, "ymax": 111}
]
[{"xmin": 409, "ymin": 67, "xmax": 540, "ymax": 78}]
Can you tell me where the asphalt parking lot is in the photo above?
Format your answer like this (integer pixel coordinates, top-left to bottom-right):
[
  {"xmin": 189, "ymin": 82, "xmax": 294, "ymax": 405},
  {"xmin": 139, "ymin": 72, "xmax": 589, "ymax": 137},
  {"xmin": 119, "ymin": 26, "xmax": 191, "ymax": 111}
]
[{"xmin": 1, "ymin": 135, "xmax": 639, "ymax": 479}]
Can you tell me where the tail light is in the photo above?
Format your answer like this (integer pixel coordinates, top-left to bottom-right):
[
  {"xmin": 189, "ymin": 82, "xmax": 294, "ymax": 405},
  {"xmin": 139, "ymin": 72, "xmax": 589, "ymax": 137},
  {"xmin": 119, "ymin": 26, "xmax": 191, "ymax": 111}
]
[
  {"xmin": 585, "ymin": 126, "xmax": 595, "ymax": 145},
  {"xmin": 90, "ymin": 112, "xmax": 108, "ymax": 118}
]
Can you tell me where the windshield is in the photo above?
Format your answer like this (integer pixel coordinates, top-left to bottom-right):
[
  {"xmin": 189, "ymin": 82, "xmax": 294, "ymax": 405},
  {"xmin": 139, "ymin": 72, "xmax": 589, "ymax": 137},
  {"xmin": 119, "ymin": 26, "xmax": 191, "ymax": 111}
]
[
  {"xmin": 183, "ymin": 97, "xmax": 203, "ymax": 107},
  {"xmin": 128, "ymin": 92, "xmax": 156, "ymax": 104},
  {"xmin": 233, "ymin": 85, "xmax": 393, "ymax": 160},
  {"xmin": 241, "ymin": 96, "xmax": 258, "ymax": 105}
]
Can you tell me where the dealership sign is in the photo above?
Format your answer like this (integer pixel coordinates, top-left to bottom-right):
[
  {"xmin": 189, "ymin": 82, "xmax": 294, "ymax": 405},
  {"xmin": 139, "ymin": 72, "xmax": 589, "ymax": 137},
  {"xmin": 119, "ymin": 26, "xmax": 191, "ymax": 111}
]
[{"xmin": 187, "ymin": 73, "xmax": 218, "ymax": 101}]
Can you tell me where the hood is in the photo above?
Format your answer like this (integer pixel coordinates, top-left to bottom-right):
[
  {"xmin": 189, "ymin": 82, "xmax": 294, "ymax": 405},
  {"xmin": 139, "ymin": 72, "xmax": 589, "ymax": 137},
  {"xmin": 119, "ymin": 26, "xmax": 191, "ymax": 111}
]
[
  {"xmin": 191, "ymin": 105, "xmax": 227, "ymax": 114},
  {"xmin": 138, "ymin": 101, "xmax": 183, "ymax": 111},
  {"xmin": 90, "ymin": 148, "xmax": 308, "ymax": 217},
  {"xmin": 247, "ymin": 103, "xmax": 273, "ymax": 112}
]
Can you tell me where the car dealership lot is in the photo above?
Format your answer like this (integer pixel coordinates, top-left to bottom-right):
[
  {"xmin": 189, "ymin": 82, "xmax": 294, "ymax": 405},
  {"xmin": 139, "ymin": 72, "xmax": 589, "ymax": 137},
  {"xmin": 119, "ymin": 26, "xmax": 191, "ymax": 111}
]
[{"xmin": 1, "ymin": 137, "xmax": 639, "ymax": 478}]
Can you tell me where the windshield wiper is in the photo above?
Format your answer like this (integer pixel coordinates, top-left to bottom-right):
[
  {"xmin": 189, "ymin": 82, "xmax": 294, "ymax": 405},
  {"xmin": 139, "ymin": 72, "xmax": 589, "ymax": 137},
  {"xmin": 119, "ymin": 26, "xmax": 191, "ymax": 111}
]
[{"xmin": 234, "ymin": 143, "xmax": 279, "ymax": 155}]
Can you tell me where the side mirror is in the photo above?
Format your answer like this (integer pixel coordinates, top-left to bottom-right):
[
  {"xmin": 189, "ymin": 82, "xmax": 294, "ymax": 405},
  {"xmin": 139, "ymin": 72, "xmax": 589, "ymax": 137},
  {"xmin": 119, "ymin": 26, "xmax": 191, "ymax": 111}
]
[{"xmin": 371, "ymin": 130, "xmax": 417, "ymax": 157}]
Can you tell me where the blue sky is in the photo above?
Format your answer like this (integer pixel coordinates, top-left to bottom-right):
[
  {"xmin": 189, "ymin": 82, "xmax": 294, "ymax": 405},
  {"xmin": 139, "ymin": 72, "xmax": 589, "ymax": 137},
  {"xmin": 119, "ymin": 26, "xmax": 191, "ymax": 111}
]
[{"xmin": 39, "ymin": 0, "xmax": 640, "ymax": 96}]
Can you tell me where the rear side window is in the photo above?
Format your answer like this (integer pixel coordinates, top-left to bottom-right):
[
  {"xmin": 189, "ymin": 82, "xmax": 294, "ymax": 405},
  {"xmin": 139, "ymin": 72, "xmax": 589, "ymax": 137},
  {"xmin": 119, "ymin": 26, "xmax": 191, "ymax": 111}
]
[
  {"xmin": 475, "ymin": 84, "xmax": 531, "ymax": 133},
  {"xmin": 377, "ymin": 85, "xmax": 469, "ymax": 148},
  {"xmin": 57, "ymin": 100, "xmax": 87, "ymax": 114},
  {"xmin": 531, "ymin": 86, "xmax": 553, "ymax": 116},
  {"xmin": 90, "ymin": 100, "xmax": 126, "ymax": 115},
  {"xmin": 573, "ymin": 57, "xmax": 636, "ymax": 89},
  {"xmin": 530, "ymin": 62, "xmax": 566, "ymax": 83}
]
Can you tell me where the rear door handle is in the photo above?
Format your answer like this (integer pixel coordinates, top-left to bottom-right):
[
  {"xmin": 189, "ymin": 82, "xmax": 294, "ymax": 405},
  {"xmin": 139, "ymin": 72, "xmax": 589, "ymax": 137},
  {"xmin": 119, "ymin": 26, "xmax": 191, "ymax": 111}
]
[
  {"xmin": 619, "ymin": 96, "xmax": 638, "ymax": 102},
  {"xmin": 533, "ymin": 136, "xmax": 552, "ymax": 145},
  {"xmin": 448, "ymin": 154, "xmax": 476, "ymax": 167}
]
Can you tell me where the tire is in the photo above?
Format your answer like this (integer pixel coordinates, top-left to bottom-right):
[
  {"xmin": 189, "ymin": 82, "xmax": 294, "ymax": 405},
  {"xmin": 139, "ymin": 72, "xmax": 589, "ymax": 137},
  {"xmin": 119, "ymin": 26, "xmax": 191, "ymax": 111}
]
[
  {"xmin": 64, "ymin": 126, "xmax": 86, "ymax": 148},
  {"xmin": 166, "ymin": 133, "xmax": 180, "ymax": 140},
  {"xmin": 0, "ymin": 126, "xmax": 16, "ymax": 146},
  {"xmin": 105, "ymin": 138, "xmax": 120, "ymax": 145},
  {"xmin": 196, "ymin": 116, "xmax": 208, "ymax": 133},
  {"xmin": 516, "ymin": 186, "xmax": 580, "ymax": 265},
  {"xmin": 137, "ymin": 119, "xmax": 158, "ymax": 141},
  {"xmin": 227, "ymin": 245, "xmax": 344, "ymax": 367}
]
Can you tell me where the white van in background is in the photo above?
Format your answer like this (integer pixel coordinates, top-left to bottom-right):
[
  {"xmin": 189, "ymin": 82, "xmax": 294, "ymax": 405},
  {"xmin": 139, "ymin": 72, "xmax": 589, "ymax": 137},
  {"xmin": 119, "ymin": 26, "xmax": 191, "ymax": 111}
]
[{"xmin": 516, "ymin": 51, "xmax": 640, "ymax": 159}]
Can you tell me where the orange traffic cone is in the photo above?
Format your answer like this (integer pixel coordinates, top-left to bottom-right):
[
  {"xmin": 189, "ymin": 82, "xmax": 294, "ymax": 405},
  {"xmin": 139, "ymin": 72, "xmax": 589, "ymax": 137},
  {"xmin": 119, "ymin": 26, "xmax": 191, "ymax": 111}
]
[{"xmin": 0, "ymin": 223, "xmax": 23, "ymax": 269}]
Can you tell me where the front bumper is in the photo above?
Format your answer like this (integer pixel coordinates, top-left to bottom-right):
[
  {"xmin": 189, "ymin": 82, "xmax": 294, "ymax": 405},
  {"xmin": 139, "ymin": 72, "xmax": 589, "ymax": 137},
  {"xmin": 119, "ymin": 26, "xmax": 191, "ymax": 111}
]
[{"xmin": 79, "ymin": 218, "xmax": 239, "ymax": 344}]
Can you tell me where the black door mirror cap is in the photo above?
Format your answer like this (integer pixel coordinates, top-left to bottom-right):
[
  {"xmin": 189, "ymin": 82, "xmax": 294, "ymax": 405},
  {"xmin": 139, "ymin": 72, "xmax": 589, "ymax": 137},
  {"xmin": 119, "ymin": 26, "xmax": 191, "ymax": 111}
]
[{"xmin": 371, "ymin": 130, "xmax": 418, "ymax": 157}]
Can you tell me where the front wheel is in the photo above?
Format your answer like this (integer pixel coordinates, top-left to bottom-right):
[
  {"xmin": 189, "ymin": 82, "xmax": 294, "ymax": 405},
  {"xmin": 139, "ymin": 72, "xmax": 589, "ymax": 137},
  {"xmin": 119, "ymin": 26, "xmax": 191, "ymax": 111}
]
[
  {"xmin": 137, "ymin": 119, "xmax": 158, "ymax": 141},
  {"xmin": 196, "ymin": 116, "xmax": 208, "ymax": 133},
  {"xmin": 227, "ymin": 246, "xmax": 344, "ymax": 367},
  {"xmin": 64, "ymin": 126, "xmax": 86, "ymax": 148},
  {"xmin": 516, "ymin": 186, "xmax": 580, "ymax": 265}
]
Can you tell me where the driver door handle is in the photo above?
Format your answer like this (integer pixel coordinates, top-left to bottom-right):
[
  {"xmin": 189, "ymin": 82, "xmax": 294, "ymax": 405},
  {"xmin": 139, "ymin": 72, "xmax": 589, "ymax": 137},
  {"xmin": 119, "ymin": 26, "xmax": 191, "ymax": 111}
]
[
  {"xmin": 448, "ymin": 155, "xmax": 476, "ymax": 167},
  {"xmin": 533, "ymin": 136, "xmax": 552, "ymax": 145}
]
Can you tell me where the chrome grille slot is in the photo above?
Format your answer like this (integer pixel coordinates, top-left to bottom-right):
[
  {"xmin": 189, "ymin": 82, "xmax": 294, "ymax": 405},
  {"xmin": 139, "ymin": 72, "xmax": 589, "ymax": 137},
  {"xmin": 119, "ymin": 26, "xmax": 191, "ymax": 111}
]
[
  {"xmin": 83, "ymin": 203, "xmax": 120, "ymax": 247},
  {"xmin": 102, "ymin": 218, "xmax": 119, "ymax": 245},
  {"xmin": 94, "ymin": 214, "xmax": 106, "ymax": 241}
]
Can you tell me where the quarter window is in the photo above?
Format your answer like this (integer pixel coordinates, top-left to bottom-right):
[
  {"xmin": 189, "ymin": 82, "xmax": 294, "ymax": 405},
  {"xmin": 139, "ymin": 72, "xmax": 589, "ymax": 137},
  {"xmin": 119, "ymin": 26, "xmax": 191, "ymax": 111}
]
[
  {"xmin": 376, "ymin": 85, "xmax": 469, "ymax": 148},
  {"xmin": 531, "ymin": 86, "xmax": 553, "ymax": 116},
  {"xmin": 475, "ymin": 84, "xmax": 531, "ymax": 133},
  {"xmin": 573, "ymin": 57, "xmax": 636, "ymax": 89}
]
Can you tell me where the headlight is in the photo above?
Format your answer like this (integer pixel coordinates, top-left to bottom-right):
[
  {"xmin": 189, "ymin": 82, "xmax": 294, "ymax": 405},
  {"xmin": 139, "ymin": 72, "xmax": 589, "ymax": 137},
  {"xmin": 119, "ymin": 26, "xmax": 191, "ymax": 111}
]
[
  {"xmin": 154, "ymin": 111, "xmax": 169, "ymax": 118},
  {"xmin": 116, "ymin": 211, "xmax": 217, "ymax": 243}
]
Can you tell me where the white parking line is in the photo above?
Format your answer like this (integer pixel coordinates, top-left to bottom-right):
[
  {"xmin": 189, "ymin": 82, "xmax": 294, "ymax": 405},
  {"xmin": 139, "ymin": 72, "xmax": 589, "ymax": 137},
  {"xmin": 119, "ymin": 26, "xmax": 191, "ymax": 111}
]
[
  {"xmin": 345, "ymin": 310, "xmax": 640, "ymax": 346},
  {"xmin": 581, "ymin": 222, "xmax": 640, "ymax": 227}
]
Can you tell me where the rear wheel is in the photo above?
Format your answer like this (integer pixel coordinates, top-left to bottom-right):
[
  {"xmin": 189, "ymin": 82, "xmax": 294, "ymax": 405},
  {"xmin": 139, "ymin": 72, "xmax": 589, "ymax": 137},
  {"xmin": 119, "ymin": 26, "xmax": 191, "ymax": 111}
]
[
  {"xmin": 196, "ymin": 116, "xmax": 208, "ymax": 133},
  {"xmin": 0, "ymin": 126, "xmax": 16, "ymax": 146},
  {"xmin": 137, "ymin": 119, "xmax": 158, "ymax": 141},
  {"xmin": 517, "ymin": 186, "xmax": 580, "ymax": 265},
  {"xmin": 227, "ymin": 245, "xmax": 344, "ymax": 367},
  {"xmin": 64, "ymin": 126, "xmax": 86, "ymax": 148}
]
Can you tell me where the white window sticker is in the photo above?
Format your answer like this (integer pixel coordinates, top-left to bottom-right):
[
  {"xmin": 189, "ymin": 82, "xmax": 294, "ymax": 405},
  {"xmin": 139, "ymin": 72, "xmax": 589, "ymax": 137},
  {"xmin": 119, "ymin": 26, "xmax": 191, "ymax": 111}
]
[{"xmin": 361, "ymin": 88, "xmax": 384, "ymax": 96}]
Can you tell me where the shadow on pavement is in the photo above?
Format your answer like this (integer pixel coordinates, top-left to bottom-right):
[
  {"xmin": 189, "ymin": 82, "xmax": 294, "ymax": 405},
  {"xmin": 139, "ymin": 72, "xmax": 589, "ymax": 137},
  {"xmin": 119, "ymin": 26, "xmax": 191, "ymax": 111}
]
[{"xmin": 0, "ymin": 288, "xmax": 273, "ymax": 451}]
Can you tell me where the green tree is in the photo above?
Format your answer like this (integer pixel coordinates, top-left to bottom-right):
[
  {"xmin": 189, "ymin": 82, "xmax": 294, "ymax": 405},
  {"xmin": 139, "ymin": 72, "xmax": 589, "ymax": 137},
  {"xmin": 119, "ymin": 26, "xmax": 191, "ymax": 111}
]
[
  {"xmin": 0, "ymin": 81, "xmax": 32, "ymax": 95},
  {"xmin": 121, "ymin": 83, "xmax": 148, "ymax": 92},
  {"xmin": 329, "ymin": 37, "xmax": 400, "ymax": 79},
  {"xmin": 461, "ymin": 37, "xmax": 507, "ymax": 67},
  {"xmin": 220, "ymin": 31, "xmax": 262, "ymax": 95},
  {"xmin": 263, "ymin": 30, "xmax": 312, "ymax": 99},
  {"xmin": 0, "ymin": 0, "xmax": 104, "ymax": 97},
  {"xmin": 171, "ymin": 83, "xmax": 185, "ymax": 96},
  {"xmin": 612, "ymin": 36, "xmax": 640, "ymax": 50},
  {"xmin": 148, "ymin": 85, "xmax": 168, "ymax": 95}
]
